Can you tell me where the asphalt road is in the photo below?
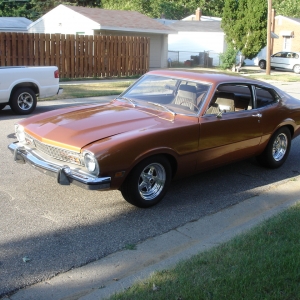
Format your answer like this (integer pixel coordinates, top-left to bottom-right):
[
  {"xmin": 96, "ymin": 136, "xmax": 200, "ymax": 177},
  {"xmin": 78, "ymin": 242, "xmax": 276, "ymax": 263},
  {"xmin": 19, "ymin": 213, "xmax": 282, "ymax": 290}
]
[{"xmin": 1, "ymin": 82, "xmax": 300, "ymax": 297}]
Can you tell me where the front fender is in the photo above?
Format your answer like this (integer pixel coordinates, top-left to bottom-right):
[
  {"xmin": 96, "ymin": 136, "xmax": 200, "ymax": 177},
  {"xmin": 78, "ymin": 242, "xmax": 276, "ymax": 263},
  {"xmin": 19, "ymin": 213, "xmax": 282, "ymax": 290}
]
[{"xmin": 84, "ymin": 125, "xmax": 199, "ymax": 189}]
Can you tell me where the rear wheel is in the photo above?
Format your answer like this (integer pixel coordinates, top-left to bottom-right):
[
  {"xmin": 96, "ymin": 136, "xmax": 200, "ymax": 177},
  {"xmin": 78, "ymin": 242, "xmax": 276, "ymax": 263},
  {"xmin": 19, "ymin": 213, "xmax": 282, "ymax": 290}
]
[
  {"xmin": 293, "ymin": 64, "xmax": 300, "ymax": 74},
  {"xmin": 121, "ymin": 155, "xmax": 172, "ymax": 208},
  {"xmin": 10, "ymin": 87, "xmax": 37, "ymax": 115},
  {"xmin": 259, "ymin": 60, "xmax": 266, "ymax": 69},
  {"xmin": 257, "ymin": 127, "xmax": 291, "ymax": 168}
]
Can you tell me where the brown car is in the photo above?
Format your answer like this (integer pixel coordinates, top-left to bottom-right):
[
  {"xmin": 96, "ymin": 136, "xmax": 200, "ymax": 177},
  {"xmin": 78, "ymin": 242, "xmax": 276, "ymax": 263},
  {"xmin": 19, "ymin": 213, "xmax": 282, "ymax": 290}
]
[{"xmin": 8, "ymin": 70, "xmax": 300, "ymax": 207}]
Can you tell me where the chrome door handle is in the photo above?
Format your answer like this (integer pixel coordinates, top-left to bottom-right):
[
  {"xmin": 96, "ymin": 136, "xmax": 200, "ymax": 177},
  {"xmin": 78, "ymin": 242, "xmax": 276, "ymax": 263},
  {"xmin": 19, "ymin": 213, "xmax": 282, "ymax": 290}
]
[{"xmin": 252, "ymin": 113, "xmax": 262, "ymax": 118}]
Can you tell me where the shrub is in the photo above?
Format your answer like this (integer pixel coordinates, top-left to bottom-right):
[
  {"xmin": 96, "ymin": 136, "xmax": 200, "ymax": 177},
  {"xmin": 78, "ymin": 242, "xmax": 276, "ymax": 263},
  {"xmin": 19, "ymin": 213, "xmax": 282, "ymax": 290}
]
[{"xmin": 220, "ymin": 45, "xmax": 238, "ymax": 70}]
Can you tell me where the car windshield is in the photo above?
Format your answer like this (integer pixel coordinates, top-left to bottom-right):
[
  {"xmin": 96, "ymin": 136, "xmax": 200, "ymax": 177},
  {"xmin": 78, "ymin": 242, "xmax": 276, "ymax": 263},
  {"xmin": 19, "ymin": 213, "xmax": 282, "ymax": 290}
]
[{"xmin": 118, "ymin": 74, "xmax": 210, "ymax": 115}]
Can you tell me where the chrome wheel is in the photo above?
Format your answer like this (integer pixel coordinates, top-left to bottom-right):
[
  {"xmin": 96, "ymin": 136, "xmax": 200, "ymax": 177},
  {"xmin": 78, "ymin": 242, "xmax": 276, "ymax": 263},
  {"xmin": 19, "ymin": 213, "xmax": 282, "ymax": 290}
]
[
  {"xmin": 138, "ymin": 163, "xmax": 166, "ymax": 200},
  {"xmin": 256, "ymin": 127, "xmax": 291, "ymax": 169},
  {"xmin": 17, "ymin": 92, "xmax": 34, "ymax": 111},
  {"xmin": 272, "ymin": 133, "xmax": 288, "ymax": 161},
  {"xmin": 10, "ymin": 87, "xmax": 37, "ymax": 115}
]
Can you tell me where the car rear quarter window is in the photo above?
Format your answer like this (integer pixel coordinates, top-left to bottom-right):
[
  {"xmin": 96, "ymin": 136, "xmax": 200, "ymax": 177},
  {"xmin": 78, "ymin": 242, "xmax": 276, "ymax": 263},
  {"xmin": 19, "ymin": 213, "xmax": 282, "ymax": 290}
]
[{"xmin": 255, "ymin": 87, "xmax": 280, "ymax": 108}]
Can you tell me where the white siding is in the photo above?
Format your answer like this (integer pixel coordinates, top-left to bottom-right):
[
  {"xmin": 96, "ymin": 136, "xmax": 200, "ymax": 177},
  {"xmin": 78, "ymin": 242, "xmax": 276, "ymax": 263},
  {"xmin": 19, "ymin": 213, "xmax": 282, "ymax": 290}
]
[
  {"xmin": 28, "ymin": 6, "xmax": 169, "ymax": 69},
  {"xmin": 28, "ymin": 5, "xmax": 98, "ymax": 35}
]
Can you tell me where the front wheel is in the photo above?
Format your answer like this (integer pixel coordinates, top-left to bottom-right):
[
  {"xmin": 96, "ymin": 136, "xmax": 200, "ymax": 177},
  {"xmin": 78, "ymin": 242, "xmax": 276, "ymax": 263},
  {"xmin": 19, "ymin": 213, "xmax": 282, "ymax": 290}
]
[
  {"xmin": 293, "ymin": 64, "xmax": 300, "ymax": 74},
  {"xmin": 257, "ymin": 127, "xmax": 291, "ymax": 168},
  {"xmin": 10, "ymin": 87, "xmax": 37, "ymax": 115},
  {"xmin": 121, "ymin": 155, "xmax": 172, "ymax": 208}
]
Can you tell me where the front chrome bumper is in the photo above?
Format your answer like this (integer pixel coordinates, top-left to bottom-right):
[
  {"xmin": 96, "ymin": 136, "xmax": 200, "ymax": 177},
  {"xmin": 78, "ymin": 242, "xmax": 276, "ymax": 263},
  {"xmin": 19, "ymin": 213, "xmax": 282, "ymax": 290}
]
[{"xmin": 8, "ymin": 142, "xmax": 111, "ymax": 191}]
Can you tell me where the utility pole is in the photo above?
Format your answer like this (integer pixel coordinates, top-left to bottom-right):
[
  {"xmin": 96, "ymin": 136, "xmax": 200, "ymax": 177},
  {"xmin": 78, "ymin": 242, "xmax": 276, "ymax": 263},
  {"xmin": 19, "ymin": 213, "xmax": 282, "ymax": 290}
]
[{"xmin": 266, "ymin": 0, "xmax": 272, "ymax": 75}]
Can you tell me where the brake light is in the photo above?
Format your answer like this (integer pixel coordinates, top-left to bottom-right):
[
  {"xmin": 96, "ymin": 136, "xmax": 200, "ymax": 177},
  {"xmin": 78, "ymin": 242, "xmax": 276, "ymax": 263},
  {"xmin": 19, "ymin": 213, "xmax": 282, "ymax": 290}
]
[{"xmin": 54, "ymin": 70, "xmax": 59, "ymax": 78}]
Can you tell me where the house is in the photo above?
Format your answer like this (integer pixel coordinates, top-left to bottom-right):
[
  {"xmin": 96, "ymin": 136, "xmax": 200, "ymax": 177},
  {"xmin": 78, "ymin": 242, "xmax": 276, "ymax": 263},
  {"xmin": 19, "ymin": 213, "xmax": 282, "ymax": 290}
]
[
  {"xmin": 249, "ymin": 15, "xmax": 299, "ymax": 67},
  {"xmin": 0, "ymin": 17, "xmax": 32, "ymax": 32},
  {"xmin": 156, "ymin": 8, "xmax": 225, "ymax": 66},
  {"xmin": 27, "ymin": 4, "xmax": 176, "ymax": 69},
  {"xmin": 273, "ymin": 15, "xmax": 300, "ymax": 53}
]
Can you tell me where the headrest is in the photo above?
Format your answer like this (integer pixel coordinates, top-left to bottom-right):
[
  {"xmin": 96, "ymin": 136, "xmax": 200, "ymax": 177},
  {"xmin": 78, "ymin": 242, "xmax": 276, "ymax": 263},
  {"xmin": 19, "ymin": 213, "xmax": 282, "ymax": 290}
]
[
  {"xmin": 178, "ymin": 85, "xmax": 197, "ymax": 93},
  {"xmin": 215, "ymin": 91, "xmax": 235, "ymax": 99}
]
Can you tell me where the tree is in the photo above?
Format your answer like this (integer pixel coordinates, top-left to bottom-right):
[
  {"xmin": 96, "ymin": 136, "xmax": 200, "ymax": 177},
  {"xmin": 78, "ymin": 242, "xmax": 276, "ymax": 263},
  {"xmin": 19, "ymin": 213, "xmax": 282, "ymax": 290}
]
[
  {"xmin": 1, "ymin": 0, "xmax": 225, "ymax": 21},
  {"xmin": 0, "ymin": 0, "xmax": 31, "ymax": 17},
  {"xmin": 222, "ymin": 0, "xmax": 268, "ymax": 60},
  {"xmin": 273, "ymin": 0, "xmax": 300, "ymax": 18},
  {"xmin": 200, "ymin": 0, "xmax": 224, "ymax": 17},
  {"xmin": 101, "ymin": 0, "xmax": 224, "ymax": 20}
]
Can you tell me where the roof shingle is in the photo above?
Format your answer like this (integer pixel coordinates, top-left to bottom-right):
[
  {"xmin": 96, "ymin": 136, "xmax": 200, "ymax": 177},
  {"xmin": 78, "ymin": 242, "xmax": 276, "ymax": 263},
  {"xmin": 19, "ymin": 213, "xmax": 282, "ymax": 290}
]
[{"xmin": 65, "ymin": 5, "xmax": 174, "ymax": 33}]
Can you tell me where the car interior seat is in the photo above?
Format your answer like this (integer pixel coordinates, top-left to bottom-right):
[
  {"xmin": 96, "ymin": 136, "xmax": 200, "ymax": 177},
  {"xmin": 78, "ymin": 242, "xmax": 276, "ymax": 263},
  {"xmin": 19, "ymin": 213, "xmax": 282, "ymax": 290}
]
[
  {"xmin": 173, "ymin": 85, "xmax": 197, "ymax": 110},
  {"xmin": 205, "ymin": 91, "xmax": 235, "ymax": 115},
  {"xmin": 215, "ymin": 92, "xmax": 235, "ymax": 112}
]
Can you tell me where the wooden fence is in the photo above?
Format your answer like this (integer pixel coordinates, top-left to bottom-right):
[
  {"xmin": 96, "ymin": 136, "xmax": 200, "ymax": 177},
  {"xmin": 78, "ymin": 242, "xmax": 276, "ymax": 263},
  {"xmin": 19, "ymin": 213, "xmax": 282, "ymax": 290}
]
[{"xmin": 0, "ymin": 32, "xmax": 149, "ymax": 78}]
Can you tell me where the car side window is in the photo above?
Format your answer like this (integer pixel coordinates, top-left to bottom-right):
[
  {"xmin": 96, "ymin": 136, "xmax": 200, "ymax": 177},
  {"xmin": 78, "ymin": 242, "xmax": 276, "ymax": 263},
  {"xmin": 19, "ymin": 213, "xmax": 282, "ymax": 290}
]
[
  {"xmin": 273, "ymin": 52, "xmax": 287, "ymax": 58},
  {"xmin": 255, "ymin": 87, "xmax": 279, "ymax": 108},
  {"xmin": 205, "ymin": 84, "xmax": 253, "ymax": 115}
]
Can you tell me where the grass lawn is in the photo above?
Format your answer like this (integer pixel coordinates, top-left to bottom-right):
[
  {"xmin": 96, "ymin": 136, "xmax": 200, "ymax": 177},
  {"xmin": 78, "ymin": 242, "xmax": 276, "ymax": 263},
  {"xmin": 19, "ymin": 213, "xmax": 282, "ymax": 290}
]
[
  {"xmin": 41, "ymin": 81, "xmax": 134, "ymax": 101},
  {"xmin": 38, "ymin": 69, "xmax": 300, "ymax": 101},
  {"xmin": 247, "ymin": 73, "xmax": 300, "ymax": 82},
  {"xmin": 109, "ymin": 203, "xmax": 300, "ymax": 300}
]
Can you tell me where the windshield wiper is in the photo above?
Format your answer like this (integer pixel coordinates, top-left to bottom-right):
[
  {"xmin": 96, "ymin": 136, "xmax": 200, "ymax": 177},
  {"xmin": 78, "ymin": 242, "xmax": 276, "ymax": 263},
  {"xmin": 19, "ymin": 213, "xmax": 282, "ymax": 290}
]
[
  {"xmin": 147, "ymin": 102, "xmax": 175, "ymax": 115},
  {"xmin": 118, "ymin": 97, "xmax": 136, "ymax": 107}
]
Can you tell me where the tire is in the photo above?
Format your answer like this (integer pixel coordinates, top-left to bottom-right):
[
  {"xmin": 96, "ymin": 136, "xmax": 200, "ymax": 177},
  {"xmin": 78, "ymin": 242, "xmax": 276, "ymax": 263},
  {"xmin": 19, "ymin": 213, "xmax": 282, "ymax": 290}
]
[
  {"xmin": 259, "ymin": 60, "xmax": 266, "ymax": 69},
  {"xmin": 0, "ymin": 104, "xmax": 7, "ymax": 110},
  {"xmin": 293, "ymin": 64, "xmax": 300, "ymax": 74},
  {"xmin": 10, "ymin": 87, "xmax": 37, "ymax": 115},
  {"xmin": 121, "ymin": 155, "xmax": 172, "ymax": 208},
  {"xmin": 257, "ymin": 127, "xmax": 291, "ymax": 168}
]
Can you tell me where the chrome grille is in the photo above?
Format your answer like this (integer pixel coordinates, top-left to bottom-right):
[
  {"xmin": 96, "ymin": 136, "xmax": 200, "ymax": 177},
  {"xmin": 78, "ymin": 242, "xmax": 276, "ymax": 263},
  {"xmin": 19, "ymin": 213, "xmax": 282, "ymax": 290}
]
[{"xmin": 25, "ymin": 133, "xmax": 83, "ymax": 166}]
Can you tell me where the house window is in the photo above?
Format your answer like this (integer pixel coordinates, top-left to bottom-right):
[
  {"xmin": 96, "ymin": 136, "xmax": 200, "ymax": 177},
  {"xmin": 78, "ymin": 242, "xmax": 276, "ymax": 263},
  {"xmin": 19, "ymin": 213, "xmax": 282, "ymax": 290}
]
[{"xmin": 283, "ymin": 36, "xmax": 292, "ymax": 51}]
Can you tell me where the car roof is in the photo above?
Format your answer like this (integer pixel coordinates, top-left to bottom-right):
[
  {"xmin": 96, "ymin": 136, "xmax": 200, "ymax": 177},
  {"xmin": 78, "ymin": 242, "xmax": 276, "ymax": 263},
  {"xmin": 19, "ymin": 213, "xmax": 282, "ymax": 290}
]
[{"xmin": 147, "ymin": 69, "xmax": 268, "ymax": 86}]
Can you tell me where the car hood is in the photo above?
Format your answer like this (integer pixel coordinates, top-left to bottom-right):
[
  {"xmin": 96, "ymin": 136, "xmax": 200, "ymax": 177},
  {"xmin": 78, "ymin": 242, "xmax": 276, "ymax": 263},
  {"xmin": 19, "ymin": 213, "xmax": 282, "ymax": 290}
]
[{"xmin": 22, "ymin": 103, "xmax": 166, "ymax": 152}]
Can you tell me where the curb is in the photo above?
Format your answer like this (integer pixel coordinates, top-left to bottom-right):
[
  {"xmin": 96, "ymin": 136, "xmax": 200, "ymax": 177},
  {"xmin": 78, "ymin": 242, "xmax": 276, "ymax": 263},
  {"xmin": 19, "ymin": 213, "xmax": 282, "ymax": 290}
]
[{"xmin": 8, "ymin": 177, "xmax": 300, "ymax": 300}]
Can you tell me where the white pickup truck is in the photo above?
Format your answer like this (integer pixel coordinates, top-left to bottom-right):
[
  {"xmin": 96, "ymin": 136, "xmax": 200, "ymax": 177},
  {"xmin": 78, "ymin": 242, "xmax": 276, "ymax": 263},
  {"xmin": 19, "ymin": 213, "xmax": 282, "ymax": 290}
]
[{"xmin": 0, "ymin": 66, "xmax": 62, "ymax": 115}]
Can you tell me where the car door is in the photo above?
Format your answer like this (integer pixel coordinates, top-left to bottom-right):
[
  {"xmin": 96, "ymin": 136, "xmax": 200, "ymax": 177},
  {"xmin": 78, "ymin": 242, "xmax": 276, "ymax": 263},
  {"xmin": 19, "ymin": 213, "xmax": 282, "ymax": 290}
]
[
  {"xmin": 287, "ymin": 52, "xmax": 300, "ymax": 70},
  {"xmin": 197, "ymin": 84, "xmax": 262, "ymax": 171},
  {"xmin": 271, "ymin": 52, "xmax": 288, "ymax": 69}
]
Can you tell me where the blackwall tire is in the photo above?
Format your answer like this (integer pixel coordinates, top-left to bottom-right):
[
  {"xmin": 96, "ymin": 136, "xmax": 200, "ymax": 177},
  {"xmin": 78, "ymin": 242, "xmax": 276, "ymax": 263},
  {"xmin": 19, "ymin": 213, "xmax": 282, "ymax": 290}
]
[
  {"xmin": 257, "ymin": 127, "xmax": 291, "ymax": 168},
  {"xmin": 10, "ymin": 88, "xmax": 37, "ymax": 115},
  {"xmin": 121, "ymin": 155, "xmax": 172, "ymax": 208},
  {"xmin": 259, "ymin": 60, "xmax": 266, "ymax": 69}
]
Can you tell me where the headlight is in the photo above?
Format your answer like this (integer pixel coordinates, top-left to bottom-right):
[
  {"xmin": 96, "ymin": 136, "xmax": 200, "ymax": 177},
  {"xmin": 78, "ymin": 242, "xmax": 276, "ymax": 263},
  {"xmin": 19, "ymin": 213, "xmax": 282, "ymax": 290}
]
[
  {"xmin": 83, "ymin": 151, "xmax": 99, "ymax": 175},
  {"xmin": 15, "ymin": 124, "xmax": 25, "ymax": 143}
]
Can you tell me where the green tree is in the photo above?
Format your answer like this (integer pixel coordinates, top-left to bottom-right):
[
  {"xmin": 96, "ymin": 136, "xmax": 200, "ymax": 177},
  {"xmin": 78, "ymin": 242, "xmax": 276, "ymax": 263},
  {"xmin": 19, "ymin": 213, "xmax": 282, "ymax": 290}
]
[
  {"xmin": 273, "ymin": 0, "xmax": 300, "ymax": 18},
  {"xmin": 0, "ymin": 0, "xmax": 31, "ymax": 17},
  {"xmin": 222, "ymin": 0, "xmax": 267, "ymax": 59},
  {"xmin": 101, "ymin": 0, "xmax": 224, "ymax": 20},
  {"xmin": 200, "ymin": 0, "xmax": 224, "ymax": 17}
]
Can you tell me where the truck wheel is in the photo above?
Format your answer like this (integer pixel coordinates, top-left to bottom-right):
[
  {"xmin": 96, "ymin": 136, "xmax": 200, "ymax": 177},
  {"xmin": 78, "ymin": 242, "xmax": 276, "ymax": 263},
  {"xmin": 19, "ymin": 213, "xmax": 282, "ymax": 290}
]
[
  {"xmin": 121, "ymin": 155, "xmax": 172, "ymax": 208},
  {"xmin": 0, "ymin": 104, "xmax": 7, "ymax": 110},
  {"xmin": 10, "ymin": 88, "xmax": 37, "ymax": 115},
  {"xmin": 256, "ymin": 127, "xmax": 291, "ymax": 168}
]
